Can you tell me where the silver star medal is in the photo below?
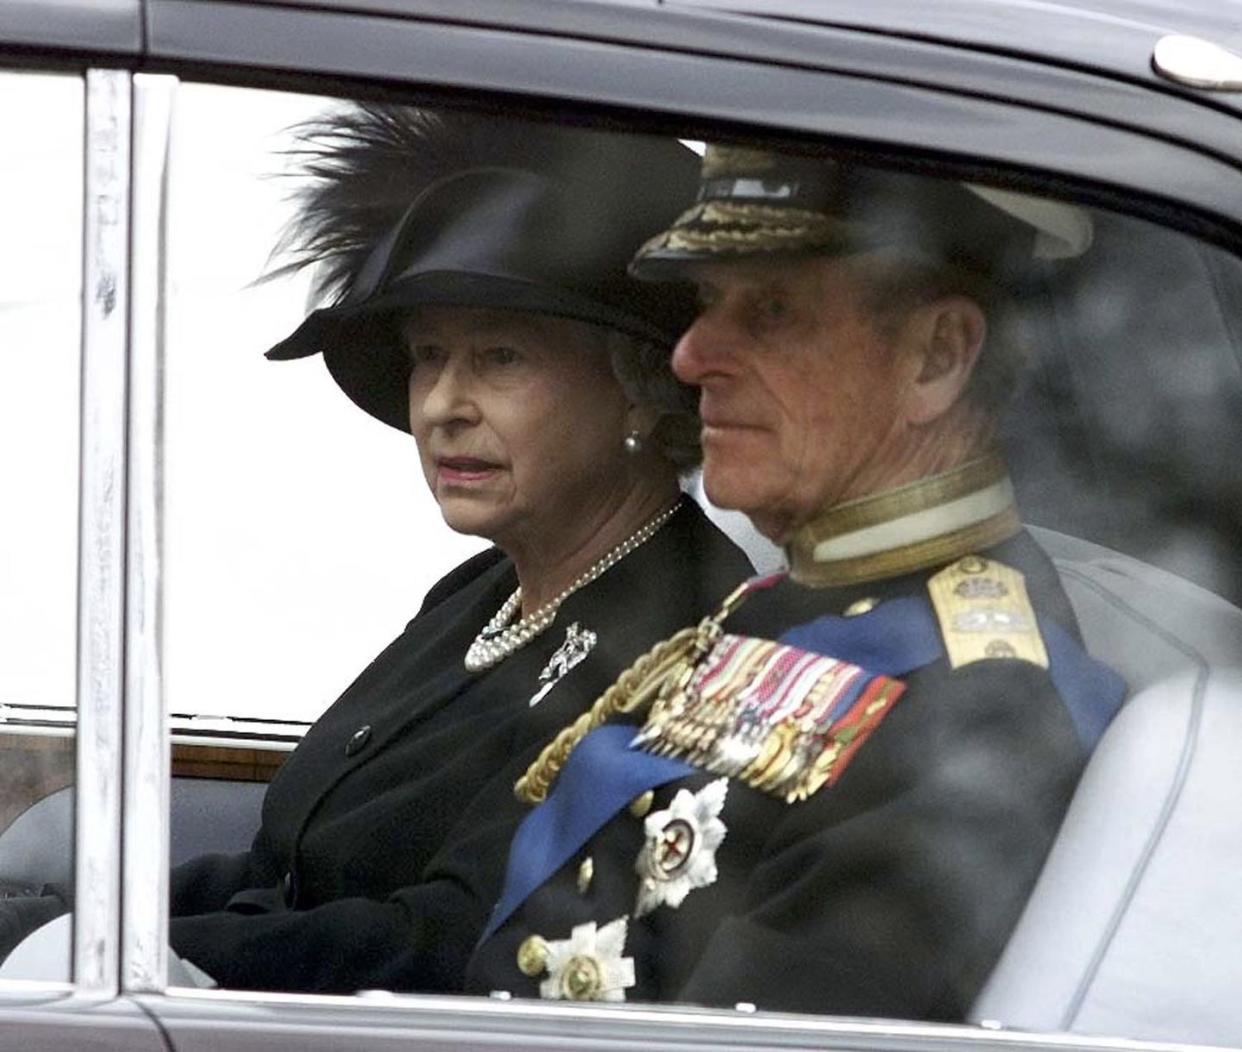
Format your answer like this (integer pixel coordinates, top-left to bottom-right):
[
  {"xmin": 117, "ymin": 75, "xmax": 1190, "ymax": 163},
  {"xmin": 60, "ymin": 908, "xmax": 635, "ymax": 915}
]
[
  {"xmin": 541, "ymin": 918, "xmax": 635, "ymax": 1002},
  {"xmin": 634, "ymin": 777, "xmax": 728, "ymax": 918},
  {"xmin": 528, "ymin": 622, "xmax": 597, "ymax": 707}
]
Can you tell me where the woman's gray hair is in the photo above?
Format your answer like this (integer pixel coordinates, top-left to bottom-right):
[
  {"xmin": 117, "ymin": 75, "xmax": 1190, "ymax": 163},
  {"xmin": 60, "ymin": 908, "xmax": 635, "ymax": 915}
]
[{"xmin": 603, "ymin": 329, "xmax": 702, "ymax": 471}]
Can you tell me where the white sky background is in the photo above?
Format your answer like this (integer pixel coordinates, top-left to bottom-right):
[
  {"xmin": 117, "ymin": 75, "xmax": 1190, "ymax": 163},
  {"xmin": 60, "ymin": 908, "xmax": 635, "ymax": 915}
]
[
  {"xmin": 1, "ymin": 76, "xmax": 488, "ymax": 721},
  {"xmin": 0, "ymin": 73, "xmax": 81, "ymax": 713},
  {"xmin": 163, "ymin": 83, "xmax": 487, "ymax": 721}
]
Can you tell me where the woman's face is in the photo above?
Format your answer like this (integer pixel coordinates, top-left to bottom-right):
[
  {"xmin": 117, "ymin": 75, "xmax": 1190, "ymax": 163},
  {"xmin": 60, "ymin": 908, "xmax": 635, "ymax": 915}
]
[{"xmin": 404, "ymin": 306, "xmax": 633, "ymax": 552}]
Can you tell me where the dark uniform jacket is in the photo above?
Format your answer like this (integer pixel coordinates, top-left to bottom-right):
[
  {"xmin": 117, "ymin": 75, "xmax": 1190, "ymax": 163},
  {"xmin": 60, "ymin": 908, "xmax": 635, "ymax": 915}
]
[
  {"xmin": 169, "ymin": 501, "xmax": 751, "ymax": 993},
  {"xmin": 464, "ymin": 531, "xmax": 1125, "ymax": 1020}
]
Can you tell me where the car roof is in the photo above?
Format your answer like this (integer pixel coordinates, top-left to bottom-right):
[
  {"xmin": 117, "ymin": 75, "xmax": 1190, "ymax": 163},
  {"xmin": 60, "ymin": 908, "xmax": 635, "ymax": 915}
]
[
  {"xmin": 677, "ymin": 0, "xmax": 1242, "ymax": 48},
  {"xmin": 13, "ymin": 0, "xmax": 1242, "ymax": 66},
  {"xmin": 11, "ymin": 0, "xmax": 1242, "ymax": 96},
  {"xmin": 671, "ymin": 0, "xmax": 1242, "ymax": 105},
  {"xmin": 6, "ymin": 0, "xmax": 1242, "ymax": 245}
]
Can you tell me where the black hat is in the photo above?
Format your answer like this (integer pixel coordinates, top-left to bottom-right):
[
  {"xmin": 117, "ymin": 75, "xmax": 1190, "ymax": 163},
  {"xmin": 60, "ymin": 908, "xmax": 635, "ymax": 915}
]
[
  {"xmin": 629, "ymin": 144, "xmax": 1092, "ymax": 281},
  {"xmin": 266, "ymin": 107, "xmax": 699, "ymax": 431}
]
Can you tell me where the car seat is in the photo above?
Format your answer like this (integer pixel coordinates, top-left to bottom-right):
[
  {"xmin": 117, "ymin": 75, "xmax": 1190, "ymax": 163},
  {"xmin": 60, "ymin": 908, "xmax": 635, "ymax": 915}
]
[{"xmin": 971, "ymin": 526, "xmax": 1242, "ymax": 1044}]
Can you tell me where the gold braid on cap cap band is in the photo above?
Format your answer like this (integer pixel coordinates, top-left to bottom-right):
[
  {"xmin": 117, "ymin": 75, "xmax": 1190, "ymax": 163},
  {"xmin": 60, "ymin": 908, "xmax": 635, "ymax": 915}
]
[
  {"xmin": 634, "ymin": 201, "xmax": 857, "ymax": 260},
  {"xmin": 694, "ymin": 201, "xmax": 837, "ymax": 226},
  {"xmin": 514, "ymin": 579, "xmax": 756, "ymax": 805}
]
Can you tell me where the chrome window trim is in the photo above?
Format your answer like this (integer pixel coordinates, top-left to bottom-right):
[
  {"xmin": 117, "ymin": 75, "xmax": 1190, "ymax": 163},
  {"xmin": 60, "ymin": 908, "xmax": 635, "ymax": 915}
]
[
  {"xmin": 74, "ymin": 66, "xmax": 131, "ymax": 997},
  {"xmin": 148, "ymin": 988, "xmax": 1215, "ymax": 1052},
  {"xmin": 122, "ymin": 72, "xmax": 178, "ymax": 995},
  {"xmin": 167, "ymin": 734, "xmax": 300, "ymax": 752},
  {"xmin": 0, "ymin": 981, "xmax": 75, "ymax": 1000}
]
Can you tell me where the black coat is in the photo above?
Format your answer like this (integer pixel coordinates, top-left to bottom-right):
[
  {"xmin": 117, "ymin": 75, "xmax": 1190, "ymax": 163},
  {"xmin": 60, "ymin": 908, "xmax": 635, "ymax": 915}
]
[
  {"xmin": 464, "ymin": 531, "xmax": 1120, "ymax": 1020},
  {"xmin": 169, "ymin": 501, "xmax": 751, "ymax": 993}
]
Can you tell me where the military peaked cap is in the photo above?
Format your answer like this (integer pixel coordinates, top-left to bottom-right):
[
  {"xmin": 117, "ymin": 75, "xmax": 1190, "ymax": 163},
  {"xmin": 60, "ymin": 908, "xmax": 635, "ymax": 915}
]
[{"xmin": 629, "ymin": 143, "xmax": 1092, "ymax": 281}]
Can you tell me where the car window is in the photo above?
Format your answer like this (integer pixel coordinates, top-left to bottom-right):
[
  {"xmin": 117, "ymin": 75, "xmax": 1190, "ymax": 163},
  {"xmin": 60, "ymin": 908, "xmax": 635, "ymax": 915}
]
[
  {"xmin": 0, "ymin": 69, "xmax": 82, "ymax": 956},
  {"xmin": 145, "ymin": 76, "xmax": 1242, "ymax": 1048}
]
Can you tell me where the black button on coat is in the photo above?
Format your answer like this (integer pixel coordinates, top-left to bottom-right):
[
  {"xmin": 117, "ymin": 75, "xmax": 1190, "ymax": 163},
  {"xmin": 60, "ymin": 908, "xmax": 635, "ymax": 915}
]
[
  {"xmin": 168, "ymin": 503, "xmax": 751, "ymax": 994},
  {"xmin": 344, "ymin": 725, "xmax": 372, "ymax": 756}
]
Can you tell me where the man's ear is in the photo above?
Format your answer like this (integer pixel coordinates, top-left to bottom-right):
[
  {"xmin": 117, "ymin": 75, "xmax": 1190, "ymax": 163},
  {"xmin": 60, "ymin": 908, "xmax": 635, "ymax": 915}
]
[{"xmin": 899, "ymin": 297, "xmax": 987, "ymax": 426}]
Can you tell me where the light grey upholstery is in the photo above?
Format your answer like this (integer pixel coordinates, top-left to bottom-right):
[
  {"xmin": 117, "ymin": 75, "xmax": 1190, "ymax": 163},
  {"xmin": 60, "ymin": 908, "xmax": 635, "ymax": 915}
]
[
  {"xmin": 168, "ymin": 778, "xmax": 266, "ymax": 865},
  {"xmin": 1029, "ymin": 526, "xmax": 1242, "ymax": 691},
  {"xmin": 0, "ymin": 780, "xmax": 264, "ymax": 984},
  {"xmin": 0, "ymin": 778, "xmax": 266, "ymax": 888},
  {"xmin": 0, "ymin": 786, "xmax": 72, "ymax": 888},
  {"xmin": 0, "ymin": 912, "xmax": 216, "ymax": 986},
  {"xmin": 972, "ymin": 527, "xmax": 1242, "ymax": 1044}
]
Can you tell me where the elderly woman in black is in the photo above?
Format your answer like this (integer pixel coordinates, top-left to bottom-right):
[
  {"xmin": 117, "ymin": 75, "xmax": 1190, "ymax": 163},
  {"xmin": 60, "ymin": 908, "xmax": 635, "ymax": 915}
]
[{"xmin": 159, "ymin": 108, "xmax": 750, "ymax": 993}]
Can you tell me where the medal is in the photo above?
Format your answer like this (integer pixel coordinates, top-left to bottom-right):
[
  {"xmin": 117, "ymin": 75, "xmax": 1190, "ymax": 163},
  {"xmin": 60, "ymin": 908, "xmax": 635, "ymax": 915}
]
[
  {"xmin": 634, "ymin": 778, "xmax": 728, "ymax": 917},
  {"xmin": 538, "ymin": 918, "xmax": 635, "ymax": 1002}
]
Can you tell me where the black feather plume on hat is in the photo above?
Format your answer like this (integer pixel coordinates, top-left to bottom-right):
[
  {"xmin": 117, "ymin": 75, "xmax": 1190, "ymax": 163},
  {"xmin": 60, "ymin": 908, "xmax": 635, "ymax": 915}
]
[{"xmin": 267, "ymin": 104, "xmax": 561, "ymax": 305}]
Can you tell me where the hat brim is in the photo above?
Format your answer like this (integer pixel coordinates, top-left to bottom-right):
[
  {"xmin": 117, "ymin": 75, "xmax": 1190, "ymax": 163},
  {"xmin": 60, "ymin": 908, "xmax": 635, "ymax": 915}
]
[{"xmin": 267, "ymin": 270, "xmax": 676, "ymax": 431}]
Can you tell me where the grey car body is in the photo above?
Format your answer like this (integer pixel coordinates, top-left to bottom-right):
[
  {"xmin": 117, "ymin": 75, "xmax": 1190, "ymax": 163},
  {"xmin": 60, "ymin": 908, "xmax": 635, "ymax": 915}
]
[{"xmin": 1, "ymin": 0, "xmax": 1241, "ymax": 1048}]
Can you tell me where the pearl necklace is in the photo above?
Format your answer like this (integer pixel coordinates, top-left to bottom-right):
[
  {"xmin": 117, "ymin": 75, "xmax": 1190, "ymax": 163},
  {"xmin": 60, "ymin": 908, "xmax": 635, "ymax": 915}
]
[{"xmin": 463, "ymin": 500, "xmax": 682, "ymax": 673}]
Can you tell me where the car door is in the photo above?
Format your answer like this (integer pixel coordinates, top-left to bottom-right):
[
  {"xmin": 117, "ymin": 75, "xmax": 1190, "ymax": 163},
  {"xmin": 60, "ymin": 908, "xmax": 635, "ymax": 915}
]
[{"xmin": 5, "ymin": 1, "xmax": 1242, "ymax": 1049}]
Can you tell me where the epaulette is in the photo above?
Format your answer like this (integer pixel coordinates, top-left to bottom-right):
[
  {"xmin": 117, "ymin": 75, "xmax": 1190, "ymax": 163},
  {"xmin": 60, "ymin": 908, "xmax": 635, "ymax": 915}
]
[
  {"xmin": 927, "ymin": 555, "xmax": 1049, "ymax": 670},
  {"xmin": 632, "ymin": 633, "xmax": 905, "ymax": 804}
]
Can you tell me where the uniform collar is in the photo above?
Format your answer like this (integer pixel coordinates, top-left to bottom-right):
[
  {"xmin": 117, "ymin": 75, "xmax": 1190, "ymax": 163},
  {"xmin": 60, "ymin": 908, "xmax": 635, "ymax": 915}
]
[{"xmin": 786, "ymin": 453, "xmax": 1021, "ymax": 588}]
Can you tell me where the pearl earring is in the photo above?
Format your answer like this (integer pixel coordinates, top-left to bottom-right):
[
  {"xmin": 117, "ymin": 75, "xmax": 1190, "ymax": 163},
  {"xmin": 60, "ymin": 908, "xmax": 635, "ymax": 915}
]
[{"xmin": 623, "ymin": 430, "xmax": 643, "ymax": 455}]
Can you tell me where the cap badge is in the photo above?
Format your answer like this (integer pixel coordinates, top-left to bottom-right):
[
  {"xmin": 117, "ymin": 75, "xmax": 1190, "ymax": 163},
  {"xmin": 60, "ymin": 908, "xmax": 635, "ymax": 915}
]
[
  {"xmin": 634, "ymin": 778, "xmax": 728, "ymax": 918},
  {"xmin": 528, "ymin": 622, "xmax": 597, "ymax": 707}
]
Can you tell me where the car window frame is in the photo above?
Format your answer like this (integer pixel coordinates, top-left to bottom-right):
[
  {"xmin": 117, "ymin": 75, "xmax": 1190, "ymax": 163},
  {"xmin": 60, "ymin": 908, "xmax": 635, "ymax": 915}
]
[
  {"xmin": 0, "ymin": 60, "xmax": 165, "ymax": 1051},
  {"xmin": 7, "ymin": 2, "xmax": 1241, "ymax": 1048}
]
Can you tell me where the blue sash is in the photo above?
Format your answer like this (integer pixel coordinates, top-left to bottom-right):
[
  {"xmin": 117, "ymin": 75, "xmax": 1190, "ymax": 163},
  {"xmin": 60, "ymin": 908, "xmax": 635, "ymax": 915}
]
[{"xmin": 481, "ymin": 723, "xmax": 692, "ymax": 941}]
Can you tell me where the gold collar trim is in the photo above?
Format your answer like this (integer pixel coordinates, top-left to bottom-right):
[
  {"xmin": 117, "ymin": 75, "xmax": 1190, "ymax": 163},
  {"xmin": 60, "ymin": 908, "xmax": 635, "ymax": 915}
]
[{"xmin": 788, "ymin": 455, "xmax": 1021, "ymax": 588}]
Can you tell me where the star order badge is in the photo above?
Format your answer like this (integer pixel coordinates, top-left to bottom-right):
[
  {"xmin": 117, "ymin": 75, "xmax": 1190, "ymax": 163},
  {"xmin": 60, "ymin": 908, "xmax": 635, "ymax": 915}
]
[
  {"xmin": 634, "ymin": 778, "xmax": 728, "ymax": 918},
  {"xmin": 539, "ymin": 918, "xmax": 635, "ymax": 1002},
  {"xmin": 528, "ymin": 622, "xmax": 597, "ymax": 707}
]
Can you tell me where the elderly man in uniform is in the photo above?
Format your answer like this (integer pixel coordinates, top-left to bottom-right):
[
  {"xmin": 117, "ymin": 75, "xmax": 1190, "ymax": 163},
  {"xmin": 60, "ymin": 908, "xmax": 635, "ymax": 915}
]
[{"xmin": 462, "ymin": 146, "xmax": 1125, "ymax": 1020}]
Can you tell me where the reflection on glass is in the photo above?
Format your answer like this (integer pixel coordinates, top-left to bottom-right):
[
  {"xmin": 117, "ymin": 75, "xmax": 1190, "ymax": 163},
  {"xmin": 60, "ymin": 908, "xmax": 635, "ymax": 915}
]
[
  {"xmin": 1006, "ymin": 212, "xmax": 1242, "ymax": 605},
  {"xmin": 0, "ymin": 70, "xmax": 82, "ymax": 981},
  {"xmin": 154, "ymin": 89, "xmax": 1242, "ymax": 1050}
]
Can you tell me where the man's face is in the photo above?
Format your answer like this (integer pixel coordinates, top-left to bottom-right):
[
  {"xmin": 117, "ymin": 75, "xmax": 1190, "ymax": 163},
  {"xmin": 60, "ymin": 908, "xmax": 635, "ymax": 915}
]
[{"xmin": 671, "ymin": 256, "xmax": 913, "ymax": 542}]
